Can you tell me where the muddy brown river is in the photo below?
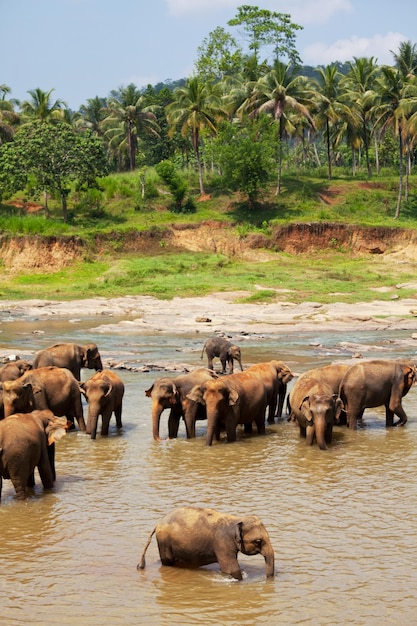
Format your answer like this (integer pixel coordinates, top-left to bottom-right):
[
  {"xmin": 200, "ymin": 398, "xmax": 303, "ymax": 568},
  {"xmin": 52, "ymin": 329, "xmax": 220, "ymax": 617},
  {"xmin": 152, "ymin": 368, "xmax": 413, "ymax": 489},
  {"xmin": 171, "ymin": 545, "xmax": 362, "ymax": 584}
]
[{"xmin": 1, "ymin": 312, "xmax": 417, "ymax": 625}]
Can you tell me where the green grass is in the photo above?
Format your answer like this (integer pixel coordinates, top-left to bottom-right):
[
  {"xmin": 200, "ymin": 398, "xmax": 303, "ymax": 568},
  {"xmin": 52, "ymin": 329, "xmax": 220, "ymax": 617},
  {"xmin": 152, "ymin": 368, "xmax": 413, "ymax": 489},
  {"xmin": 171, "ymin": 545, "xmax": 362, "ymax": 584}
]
[{"xmin": 1, "ymin": 167, "xmax": 417, "ymax": 304}]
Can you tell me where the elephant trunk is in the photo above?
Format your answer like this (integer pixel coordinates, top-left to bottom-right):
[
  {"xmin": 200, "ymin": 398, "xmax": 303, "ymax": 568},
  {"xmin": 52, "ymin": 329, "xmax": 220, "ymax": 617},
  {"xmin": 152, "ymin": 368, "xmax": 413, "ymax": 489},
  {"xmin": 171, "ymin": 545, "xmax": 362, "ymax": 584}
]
[
  {"xmin": 238, "ymin": 357, "xmax": 243, "ymax": 372},
  {"xmin": 206, "ymin": 411, "xmax": 217, "ymax": 446},
  {"xmin": 314, "ymin": 417, "xmax": 328, "ymax": 450},
  {"xmin": 151, "ymin": 403, "xmax": 163, "ymax": 441},
  {"xmin": 262, "ymin": 543, "xmax": 275, "ymax": 578},
  {"xmin": 86, "ymin": 407, "xmax": 100, "ymax": 440}
]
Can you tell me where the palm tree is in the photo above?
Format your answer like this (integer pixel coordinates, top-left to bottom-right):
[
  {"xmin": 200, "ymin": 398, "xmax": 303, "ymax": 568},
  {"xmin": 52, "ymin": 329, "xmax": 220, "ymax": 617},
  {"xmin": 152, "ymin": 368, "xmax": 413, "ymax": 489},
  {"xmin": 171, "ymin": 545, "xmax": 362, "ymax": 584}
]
[
  {"xmin": 372, "ymin": 65, "xmax": 406, "ymax": 218},
  {"xmin": 309, "ymin": 64, "xmax": 353, "ymax": 180},
  {"xmin": 246, "ymin": 61, "xmax": 314, "ymax": 194},
  {"xmin": 166, "ymin": 77, "xmax": 228, "ymax": 195},
  {"xmin": 102, "ymin": 84, "xmax": 159, "ymax": 171},
  {"xmin": 20, "ymin": 88, "xmax": 67, "ymax": 121},
  {"xmin": 391, "ymin": 40, "xmax": 417, "ymax": 78},
  {"xmin": 341, "ymin": 57, "xmax": 380, "ymax": 176},
  {"xmin": 0, "ymin": 85, "xmax": 20, "ymax": 144},
  {"xmin": 76, "ymin": 96, "xmax": 108, "ymax": 135}
]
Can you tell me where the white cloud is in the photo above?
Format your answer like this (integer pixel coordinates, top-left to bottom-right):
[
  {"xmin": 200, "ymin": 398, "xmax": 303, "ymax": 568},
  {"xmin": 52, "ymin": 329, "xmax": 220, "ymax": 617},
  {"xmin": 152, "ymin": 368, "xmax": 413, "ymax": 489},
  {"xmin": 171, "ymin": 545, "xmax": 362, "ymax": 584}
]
[
  {"xmin": 303, "ymin": 32, "xmax": 406, "ymax": 65},
  {"xmin": 289, "ymin": 0, "xmax": 353, "ymax": 26}
]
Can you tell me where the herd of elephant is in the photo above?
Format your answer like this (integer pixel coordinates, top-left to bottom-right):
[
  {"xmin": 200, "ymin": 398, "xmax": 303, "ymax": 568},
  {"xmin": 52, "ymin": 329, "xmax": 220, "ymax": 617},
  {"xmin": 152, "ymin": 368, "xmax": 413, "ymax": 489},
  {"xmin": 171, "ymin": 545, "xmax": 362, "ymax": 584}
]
[
  {"xmin": 150, "ymin": 335, "xmax": 417, "ymax": 451},
  {"xmin": 0, "ymin": 334, "xmax": 416, "ymax": 581},
  {"xmin": 0, "ymin": 342, "xmax": 124, "ymax": 501}
]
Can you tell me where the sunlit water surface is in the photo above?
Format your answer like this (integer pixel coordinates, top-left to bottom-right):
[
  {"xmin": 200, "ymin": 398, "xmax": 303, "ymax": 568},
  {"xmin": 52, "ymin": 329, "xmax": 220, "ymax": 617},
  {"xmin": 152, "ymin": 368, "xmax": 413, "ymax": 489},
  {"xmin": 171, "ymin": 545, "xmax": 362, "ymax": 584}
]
[{"xmin": 1, "ymin": 315, "xmax": 417, "ymax": 625}]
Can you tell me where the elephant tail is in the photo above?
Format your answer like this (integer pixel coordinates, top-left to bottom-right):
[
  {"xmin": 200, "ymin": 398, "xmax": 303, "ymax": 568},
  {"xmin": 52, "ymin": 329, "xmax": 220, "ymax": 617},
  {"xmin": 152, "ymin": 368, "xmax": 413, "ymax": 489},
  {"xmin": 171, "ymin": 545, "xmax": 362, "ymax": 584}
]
[
  {"xmin": 137, "ymin": 527, "xmax": 156, "ymax": 570},
  {"xmin": 200, "ymin": 343, "xmax": 206, "ymax": 360}
]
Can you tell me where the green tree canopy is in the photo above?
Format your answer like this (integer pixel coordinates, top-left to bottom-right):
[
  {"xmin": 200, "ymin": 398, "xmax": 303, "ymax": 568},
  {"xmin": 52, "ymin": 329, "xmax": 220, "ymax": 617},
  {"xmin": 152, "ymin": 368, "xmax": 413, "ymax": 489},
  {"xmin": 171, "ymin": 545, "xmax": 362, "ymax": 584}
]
[{"xmin": 0, "ymin": 121, "xmax": 108, "ymax": 221}]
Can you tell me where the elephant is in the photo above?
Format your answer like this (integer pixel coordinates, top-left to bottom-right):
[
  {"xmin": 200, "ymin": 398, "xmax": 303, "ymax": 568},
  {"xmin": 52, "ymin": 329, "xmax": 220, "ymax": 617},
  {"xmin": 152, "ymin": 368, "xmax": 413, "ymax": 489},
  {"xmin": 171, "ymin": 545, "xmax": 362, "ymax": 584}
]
[
  {"xmin": 32, "ymin": 342, "xmax": 103, "ymax": 381},
  {"xmin": 137, "ymin": 506, "xmax": 274, "ymax": 580},
  {"xmin": 145, "ymin": 368, "xmax": 218, "ymax": 441},
  {"xmin": 80, "ymin": 369, "xmax": 124, "ymax": 439},
  {"xmin": 246, "ymin": 360, "xmax": 294, "ymax": 422},
  {"xmin": 0, "ymin": 359, "xmax": 32, "ymax": 382},
  {"xmin": 201, "ymin": 336, "xmax": 243, "ymax": 374},
  {"xmin": 0, "ymin": 409, "xmax": 68, "ymax": 501},
  {"xmin": 287, "ymin": 363, "xmax": 350, "ymax": 422},
  {"xmin": 289, "ymin": 376, "xmax": 343, "ymax": 450},
  {"xmin": 338, "ymin": 358, "xmax": 416, "ymax": 429},
  {"xmin": 1, "ymin": 366, "xmax": 86, "ymax": 431},
  {"xmin": 187, "ymin": 371, "xmax": 268, "ymax": 446}
]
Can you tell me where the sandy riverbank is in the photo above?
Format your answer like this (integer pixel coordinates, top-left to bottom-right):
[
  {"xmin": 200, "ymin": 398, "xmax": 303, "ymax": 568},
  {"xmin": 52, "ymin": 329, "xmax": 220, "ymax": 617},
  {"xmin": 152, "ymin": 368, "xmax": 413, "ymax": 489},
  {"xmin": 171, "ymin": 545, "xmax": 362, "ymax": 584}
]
[{"xmin": 2, "ymin": 292, "xmax": 417, "ymax": 335}]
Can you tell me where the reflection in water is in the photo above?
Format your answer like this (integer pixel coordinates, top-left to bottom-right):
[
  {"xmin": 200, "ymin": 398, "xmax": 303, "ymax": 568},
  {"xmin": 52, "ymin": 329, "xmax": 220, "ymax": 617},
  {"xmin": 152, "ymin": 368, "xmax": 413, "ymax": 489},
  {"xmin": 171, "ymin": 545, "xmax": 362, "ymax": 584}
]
[{"xmin": 1, "ymin": 320, "xmax": 417, "ymax": 624}]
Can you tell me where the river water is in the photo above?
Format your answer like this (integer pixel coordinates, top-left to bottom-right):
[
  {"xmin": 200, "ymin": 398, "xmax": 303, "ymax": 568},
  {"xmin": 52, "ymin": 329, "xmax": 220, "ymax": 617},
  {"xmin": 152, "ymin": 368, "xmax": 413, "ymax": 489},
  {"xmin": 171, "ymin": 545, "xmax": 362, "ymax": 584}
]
[{"xmin": 1, "ymin": 312, "xmax": 417, "ymax": 625}]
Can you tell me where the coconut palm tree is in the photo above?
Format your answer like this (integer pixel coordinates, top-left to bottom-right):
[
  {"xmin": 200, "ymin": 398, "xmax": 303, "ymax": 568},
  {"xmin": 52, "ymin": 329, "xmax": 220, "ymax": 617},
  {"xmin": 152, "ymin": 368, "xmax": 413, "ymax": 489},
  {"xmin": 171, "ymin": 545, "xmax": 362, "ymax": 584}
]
[
  {"xmin": 166, "ymin": 77, "xmax": 228, "ymax": 195},
  {"xmin": 76, "ymin": 96, "xmax": 107, "ymax": 135},
  {"xmin": 309, "ymin": 64, "xmax": 353, "ymax": 180},
  {"xmin": 341, "ymin": 57, "xmax": 380, "ymax": 176},
  {"xmin": 246, "ymin": 61, "xmax": 314, "ymax": 194},
  {"xmin": 102, "ymin": 84, "xmax": 159, "ymax": 171},
  {"xmin": 372, "ymin": 65, "xmax": 406, "ymax": 217},
  {"xmin": 0, "ymin": 84, "xmax": 20, "ymax": 144},
  {"xmin": 20, "ymin": 88, "xmax": 67, "ymax": 121}
]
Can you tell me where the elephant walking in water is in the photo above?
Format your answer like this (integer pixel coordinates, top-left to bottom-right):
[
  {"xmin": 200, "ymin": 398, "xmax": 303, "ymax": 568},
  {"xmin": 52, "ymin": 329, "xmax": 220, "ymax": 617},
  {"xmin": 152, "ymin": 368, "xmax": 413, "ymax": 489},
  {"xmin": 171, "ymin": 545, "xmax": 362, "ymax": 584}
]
[
  {"xmin": 138, "ymin": 506, "xmax": 274, "ymax": 580},
  {"xmin": 339, "ymin": 358, "xmax": 416, "ymax": 429},
  {"xmin": 289, "ymin": 375, "xmax": 343, "ymax": 450},
  {"xmin": 80, "ymin": 370, "xmax": 124, "ymax": 439},
  {"xmin": 145, "ymin": 368, "xmax": 218, "ymax": 440},
  {"xmin": 201, "ymin": 336, "xmax": 243, "ymax": 374},
  {"xmin": 32, "ymin": 342, "xmax": 103, "ymax": 381},
  {"xmin": 0, "ymin": 409, "xmax": 68, "ymax": 501}
]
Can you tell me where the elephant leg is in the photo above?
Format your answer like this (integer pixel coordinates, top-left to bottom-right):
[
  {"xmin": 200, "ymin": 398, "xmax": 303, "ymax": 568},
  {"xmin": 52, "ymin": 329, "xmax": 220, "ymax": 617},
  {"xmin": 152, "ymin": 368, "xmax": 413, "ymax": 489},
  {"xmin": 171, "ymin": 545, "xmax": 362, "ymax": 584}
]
[
  {"xmin": 216, "ymin": 553, "xmax": 242, "ymax": 580},
  {"xmin": 37, "ymin": 460, "xmax": 54, "ymax": 491},
  {"xmin": 276, "ymin": 385, "xmax": 287, "ymax": 418},
  {"xmin": 244, "ymin": 422, "xmax": 253, "ymax": 433},
  {"xmin": 389, "ymin": 398, "xmax": 408, "ymax": 426},
  {"xmin": 220, "ymin": 357, "xmax": 228, "ymax": 374},
  {"xmin": 325, "ymin": 422, "xmax": 333, "ymax": 444},
  {"xmin": 101, "ymin": 409, "xmax": 112, "ymax": 436},
  {"xmin": 168, "ymin": 410, "xmax": 181, "ymax": 439},
  {"xmin": 255, "ymin": 415, "xmax": 266, "ymax": 435},
  {"xmin": 10, "ymin": 474, "xmax": 28, "ymax": 500},
  {"xmin": 115, "ymin": 406, "xmax": 123, "ymax": 429},
  {"xmin": 207, "ymin": 354, "xmax": 214, "ymax": 371},
  {"xmin": 47, "ymin": 442, "xmax": 56, "ymax": 481},
  {"xmin": 225, "ymin": 420, "xmax": 237, "ymax": 443}
]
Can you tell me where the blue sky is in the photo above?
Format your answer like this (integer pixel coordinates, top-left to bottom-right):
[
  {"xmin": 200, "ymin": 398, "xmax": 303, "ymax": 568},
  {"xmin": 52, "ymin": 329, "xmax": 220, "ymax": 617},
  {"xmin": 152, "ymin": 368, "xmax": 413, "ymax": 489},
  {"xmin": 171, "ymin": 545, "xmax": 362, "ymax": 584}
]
[{"xmin": 2, "ymin": 0, "xmax": 416, "ymax": 110}]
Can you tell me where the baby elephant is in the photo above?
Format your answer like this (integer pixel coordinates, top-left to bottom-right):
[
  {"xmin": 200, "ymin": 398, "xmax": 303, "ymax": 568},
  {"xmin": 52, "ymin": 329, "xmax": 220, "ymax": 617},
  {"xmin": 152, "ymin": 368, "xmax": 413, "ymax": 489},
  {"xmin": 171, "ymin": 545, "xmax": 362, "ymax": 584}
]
[
  {"xmin": 201, "ymin": 336, "xmax": 243, "ymax": 374},
  {"xmin": 80, "ymin": 370, "xmax": 124, "ymax": 439},
  {"xmin": 138, "ymin": 506, "xmax": 274, "ymax": 580}
]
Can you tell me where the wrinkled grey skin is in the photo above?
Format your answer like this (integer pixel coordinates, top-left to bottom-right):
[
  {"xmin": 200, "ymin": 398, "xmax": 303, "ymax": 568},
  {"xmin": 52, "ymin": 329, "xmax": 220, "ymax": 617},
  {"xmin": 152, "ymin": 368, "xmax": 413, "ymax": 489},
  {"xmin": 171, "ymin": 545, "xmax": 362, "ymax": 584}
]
[
  {"xmin": 138, "ymin": 506, "xmax": 275, "ymax": 580},
  {"xmin": 289, "ymin": 377, "xmax": 343, "ymax": 450},
  {"xmin": 201, "ymin": 337, "xmax": 243, "ymax": 374},
  {"xmin": 145, "ymin": 368, "xmax": 218, "ymax": 440},
  {"xmin": 2, "ymin": 366, "xmax": 86, "ymax": 431},
  {"xmin": 246, "ymin": 360, "xmax": 294, "ymax": 422},
  {"xmin": 0, "ymin": 360, "xmax": 33, "ymax": 382},
  {"xmin": 0, "ymin": 409, "xmax": 67, "ymax": 501},
  {"xmin": 32, "ymin": 343, "xmax": 103, "ymax": 381},
  {"xmin": 80, "ymin": 370, "xmax": 124, "ymax": 439},
  {"xmin": 339, "ymin": 359, "xmax": 416, "ymax": 429},
  {"xmin": 188, "ymin": 371, "xmax": 268, "ymax": 446}
]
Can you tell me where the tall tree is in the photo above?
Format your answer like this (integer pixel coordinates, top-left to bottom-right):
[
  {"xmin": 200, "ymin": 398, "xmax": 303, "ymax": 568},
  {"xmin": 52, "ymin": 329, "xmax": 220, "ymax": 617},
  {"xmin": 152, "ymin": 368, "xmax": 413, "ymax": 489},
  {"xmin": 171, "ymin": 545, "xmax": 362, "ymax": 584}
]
[
  {"xmin": 0, "ymin": 121, "xmax": 108, "ymax": 221},
  {"xmin": 341, "ymin": 57, "xmax": 380, "ymax": 176},
  {"xmin": 102, "ymin": 84, "xmax": 159, "ymax": 171},
  {"xmin": 372, "ymin": 65, "xmax": 406, "ymax": 217},
  {"xmin": 20, "ymin": 88, "xmax": 66, "ymax": 121},
  {"xmin": 246, "ymin": 61, "xmax": 314, "ymax": 194},
  {"xmin": 0, "ymin": 85, "xmax": 20, "ymax": 144},
  {"xmin": 194, "ymin": 27, "xmax": 242, "ymax": 81},
  {"xmin": 166, "ymin": 77, "xmax": 228, "ymax": 195},
  {"xmin": 228, "ymin": 5, "xmax": 303, "ymax": 66},
  {"xmin": 76, "ymin": 96, "xmax": 108, "ymax": 135},
  {"xmin": 310, "ymin": 64, "xmax": 352, "ymax": 180}
]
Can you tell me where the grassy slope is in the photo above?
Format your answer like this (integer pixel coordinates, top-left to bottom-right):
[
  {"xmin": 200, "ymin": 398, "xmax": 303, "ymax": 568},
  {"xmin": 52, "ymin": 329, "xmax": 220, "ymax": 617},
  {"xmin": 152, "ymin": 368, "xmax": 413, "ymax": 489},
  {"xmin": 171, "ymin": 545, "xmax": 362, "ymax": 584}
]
[{"xmin": 1, "ymin": 169, "xmax": 417, "ymax": 304}]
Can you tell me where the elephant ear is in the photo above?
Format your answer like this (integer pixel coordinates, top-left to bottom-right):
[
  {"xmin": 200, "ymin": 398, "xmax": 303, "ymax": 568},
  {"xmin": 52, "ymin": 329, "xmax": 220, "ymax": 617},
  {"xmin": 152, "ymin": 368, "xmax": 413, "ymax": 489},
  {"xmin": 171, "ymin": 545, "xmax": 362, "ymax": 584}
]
[
  {"xmin": 45, "ymin": 416, "xmax": 69, "ymax": 445},
  {"xmin": 333, "ymin": 395, "xmax": 343, "ymax": 421},
  {"xmin": 186, "ymin": 385, "xmax": 204, "ymax": 404},
  {"xmin": 102, "ymin": 378, "xmax": 113, "ymax": 398},
  {"xmin": 144, "ymin": 384, "xmax": 154, "ymax": 398},
  {"xmin": 299, "ymin": 396, "xmax": 313, "ymax": 421}
]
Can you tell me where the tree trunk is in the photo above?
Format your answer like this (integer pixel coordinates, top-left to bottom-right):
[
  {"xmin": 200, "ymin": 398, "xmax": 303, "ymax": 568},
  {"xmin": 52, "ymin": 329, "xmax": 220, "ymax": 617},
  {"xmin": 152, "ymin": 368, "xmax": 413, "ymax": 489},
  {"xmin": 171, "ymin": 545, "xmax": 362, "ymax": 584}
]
[
  {"xmin": 395, "ymin": 129, "xmax": 403, "ymax": 219},
  {"xmin": 326, "ymin": 118, "xmax": 332, "ymax": 180}
]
